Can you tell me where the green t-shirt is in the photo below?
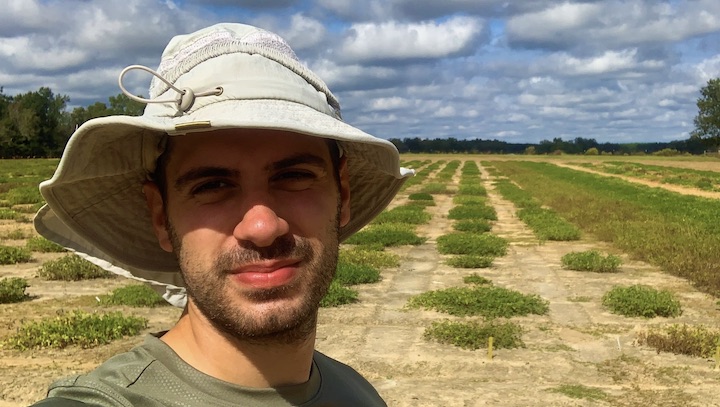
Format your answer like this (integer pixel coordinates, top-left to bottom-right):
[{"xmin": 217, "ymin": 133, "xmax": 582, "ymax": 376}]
[{"xmin": 32, "ymin": 334, "xmax": 386, "ymax": 407}]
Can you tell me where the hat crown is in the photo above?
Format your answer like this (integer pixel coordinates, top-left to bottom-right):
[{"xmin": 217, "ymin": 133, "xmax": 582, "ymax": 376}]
[{"xmin": 148, "ymin": 23, "xmax": 341, "ymax": 118}]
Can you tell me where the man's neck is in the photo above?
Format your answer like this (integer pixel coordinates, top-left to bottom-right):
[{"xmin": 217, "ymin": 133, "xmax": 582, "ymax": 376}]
[{"xmin": 160, "ymin": 306, "xmax": 316, "ymax": 388}]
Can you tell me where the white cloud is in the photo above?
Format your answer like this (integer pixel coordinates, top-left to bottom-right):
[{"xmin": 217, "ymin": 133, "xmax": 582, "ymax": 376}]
[
  {"xmin": 340, "ymin": 16, "xmax": 485, "ymax": 62},
  {"xmin": 277, "ymin": 14, "xmax": 326, "ymax": 51}
]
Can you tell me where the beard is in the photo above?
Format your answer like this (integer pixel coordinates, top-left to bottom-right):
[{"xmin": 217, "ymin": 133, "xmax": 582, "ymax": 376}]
[{"xmin": 168, "ymin": 218, "xmax": 340, "ymax": 345}]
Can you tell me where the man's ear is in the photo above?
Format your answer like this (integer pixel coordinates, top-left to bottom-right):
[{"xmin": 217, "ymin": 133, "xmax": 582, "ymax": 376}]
[
  {"xmin": 338, "ymin": 156, "xmax": 351, "ymax": 227},
  {"xmin": 142, "ymin": 182, "xmax": 173, "ymax": 252}
]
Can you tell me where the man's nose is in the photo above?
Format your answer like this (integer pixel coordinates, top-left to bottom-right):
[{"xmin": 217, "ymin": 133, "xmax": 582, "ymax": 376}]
[{"xmin": 233, "ymin": 204, "xmax": 290, "ymax": 247}]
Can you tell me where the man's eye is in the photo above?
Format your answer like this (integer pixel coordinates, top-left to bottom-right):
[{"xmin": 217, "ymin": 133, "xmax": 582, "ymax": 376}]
[
  {"xmin": 191, "ymin": 180, "xmax": 231, "ymax": 195},
  {"xmin": 273, "ymin": 171, "xmax": 317, "ymax": 189}
]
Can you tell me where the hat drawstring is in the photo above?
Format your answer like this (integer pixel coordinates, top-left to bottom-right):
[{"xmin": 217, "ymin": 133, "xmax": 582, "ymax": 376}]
[{"xmin": 118, "ymin": 65, "xmax": 223, "ymax": 115}]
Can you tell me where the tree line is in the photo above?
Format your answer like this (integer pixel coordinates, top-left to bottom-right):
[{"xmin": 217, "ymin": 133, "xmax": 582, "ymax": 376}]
[
  {"xmin": 0, "ymin": 87, "xmax": 143, "ymax": 158},
  {"xmin": 1, "ymin": 78, "xmax": 719, "ymax": 158}
]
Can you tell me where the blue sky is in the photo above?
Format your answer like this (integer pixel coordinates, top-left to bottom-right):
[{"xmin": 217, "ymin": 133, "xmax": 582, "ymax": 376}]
[{"xmin": 2, "ymin": 0, "xmax": 720, "ymax": 143}]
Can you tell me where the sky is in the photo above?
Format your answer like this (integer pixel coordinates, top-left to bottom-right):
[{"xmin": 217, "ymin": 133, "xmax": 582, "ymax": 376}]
[{"xmin": 2, "ymin": 0, "xmax": 720, "ymax": 144}]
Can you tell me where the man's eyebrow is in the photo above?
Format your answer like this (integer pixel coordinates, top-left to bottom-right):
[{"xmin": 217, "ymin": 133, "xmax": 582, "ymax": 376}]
[
  {"xmin": 267, "ymin": 153, "xmax": 329, "ymax": 172},
  {"xmin": 174, "ymin": 167, "xmax": 239, "ymax": 191}
]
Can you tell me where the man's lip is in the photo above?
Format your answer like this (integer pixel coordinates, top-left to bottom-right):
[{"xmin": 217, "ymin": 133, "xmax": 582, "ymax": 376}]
[{"xmin": 229, "ymin": 259, "xmax": 301, "ymax": 274}]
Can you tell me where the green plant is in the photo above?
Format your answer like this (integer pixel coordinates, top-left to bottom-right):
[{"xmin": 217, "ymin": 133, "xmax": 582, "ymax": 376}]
[
  {"xmin": 419, "ymin": 183, "xmax": 449, "ymax": 194},
  {"xmin": 406, "ymin": 286, "xmax": 549, "ymax": 318},
  {"xmin": 2, "ymin": 228, "xmax": 30, "ymax": 239},
  {"xmin": 437, "ymin": 233, "xmax": 507, "ymax": 256},
  {"xmin": 100, "ymin": 284, "xmax": 168, "ymax": 307},
  {"xmin": 408, "ymin": 192, "xmax": 434, "ymax": 201},
  {"xmin": 457, "ymin": 184, "xmax": 487, "ymax": 196},
  {"xmin": 447, "ymin": 255, "xmax": 494, "ymax": 268},
  {"xmin": 0, "ymin": 245, "xmax": 32, "ymax": 264},
  {"xmin": 26, "ymin": 236, "xmax": 66, "ymax": 253},
  {"xmin": 0, "ymin": 208, "xmax": 17, "ymax": 220},
  {"xmin": 37, "ymin": 254, "xmax": 111, "ymax": 281},
  {"xmin": 636, "ymin": 324, "xmax": 720, "ymax": 358},
  {"xmin": 372, "ymin": 206, "xmax": 431, "ymax": 225},
  {"xmin": 335, "ymin": 262, "xmax": 381, "ymax": 285},
  {"xmin": 452, "ymin": 219, "xmax": 491, "ymax": 233},
  {"xmin": 345, "ymin": 223, "xmax": 426, "ymax": 247},
  {"xmin": 338, "ymin": 248, "xmax": 399, "ymax": 269},
  {"xmin": 463, "ymin": 273, "xmax": 492, "ymax": 285},
  {"xmin": 452, "ymin": 195, "xmax": 486, "ymax": 206},
  {"xmin": 517, "ymin": 207, "xmax": 581, "ymax": 241},
  {"xmin": 547, "ymin": 384, "xmax": 608, "ymax": 401},
  {"xmin": 602, "ymin": 285, "xmax": 682, "ymax": 318},
  {"xmin": 320, "ymin": 281, "xmax": 358, "ymax": 307},
  {"xmin": 561, "ymin": 250, "xmax": 621, "ymax": 272},
  {"xmin": 448, "ymin": 205, "xmax": 497, "ymax": 221},
  {"xmin": 2, "ymin": 311, "xmax": 147, "ymax": 350},
  {"xmin": 424, "ymin": 320, "xmax": 524, "ymax": 350},
  {"xmin": 5, "ymin": 186, "xmax": 43, "ymax": 205},
  {"xmin": 0, "ymin": 277, "xmax": 30, "ymax": 304}
]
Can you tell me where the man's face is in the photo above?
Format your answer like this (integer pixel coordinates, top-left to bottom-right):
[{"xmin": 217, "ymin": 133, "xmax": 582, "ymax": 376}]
[{"xmin": 144, "ymin": 129, "xmax": 350, "ymax": 342}]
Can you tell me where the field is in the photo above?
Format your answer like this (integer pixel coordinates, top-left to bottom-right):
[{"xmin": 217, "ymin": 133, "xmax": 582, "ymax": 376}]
[{"xmin": 2, "ymin": 155, "xmax": 720, "ymax": 406}]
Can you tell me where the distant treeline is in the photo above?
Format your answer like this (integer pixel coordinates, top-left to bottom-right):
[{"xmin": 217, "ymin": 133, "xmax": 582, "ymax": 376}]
[
  {"xmin": 389, "ymin": 136, "xmax": 710, "ymax": 155},
  {"xmin": 0, "ymin": 87, "xmax": 143, "ymax": 158},
  {"xmin": 0, "ymin": 86, "xmax": 710, "ymax": 158}
]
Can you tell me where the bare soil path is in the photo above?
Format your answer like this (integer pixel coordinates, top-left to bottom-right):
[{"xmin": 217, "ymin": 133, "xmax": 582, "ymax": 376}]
[{"xmin": 2, "ymin": 157, "xmax": 720, "ymax": 406}]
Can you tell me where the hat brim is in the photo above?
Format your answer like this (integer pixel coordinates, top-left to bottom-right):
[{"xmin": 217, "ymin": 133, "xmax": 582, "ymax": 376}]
[{"xmin": 35, "ymin": 99, "xmax": 411, "ymax": 288}]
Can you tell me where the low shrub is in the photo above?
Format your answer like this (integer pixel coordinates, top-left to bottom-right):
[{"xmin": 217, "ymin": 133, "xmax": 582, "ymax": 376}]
[
  {"xmin": 26, "ymin": 236, "xmax": 66, "ymax": 253},
  {"xmin": 447, "ymin": 255, "xmax": 494, "ymax": 268},
  {"xmin": 3, "ymin": 311, "xmax": 147, "ymax": 350},
  {"xmin": 408, "ymin": 192, "xmax": 434, "ymax": 201},
  {"xmin": 335, "ymin": 262, "xmax": 381, "ymax": 285},
  {"xmin": 345, "ymin": 223, "xmax": 426, "ymax": 247},
  {"xmin": 636, "ymin": 324, "xmax": 720, "ymax": 358},
  {"xmin": 0, "ymin": 245, "xmax": 32, "ymax": 265},
  {"xmin": 448, "ymin": 205, "xmax": 497, "ymax": 221},
  {"xmin": 561, "ymin": 250, "xmax": 621, "ymax": 273},
  {"xmin": 407, "ymin": 286, "xmax": 549, "ymax": 318},
  {"xmin": 424, "ymin": 320, "xmax": 524, "ymax": 350},
  {"xmin": 320, "ymin": 281, "xmax": 358, "ymax": 307},
  {"xmin": 100, "ymin": 284, "xmax": 168, "ymax": 307},
  {"xmin": 0, "ymin": 277, "xmax": 30, "ymax": 304},
  {"xmin": 547, "ymin": 384, "xmax": 608, "ymax": 401},
  {"xmin": 419, "ymin": 183, "xmax": 450, "ymax": 195},
  {"xmin": 37, "ymin": 254, "xmax": 111, "ymax": 281},
  {"xmin": 602, "ymin": 285, "xmax": 682, "ymax": 318},
  {"xmin": 453, "ymin": 219, "xmax": 491, "ymax": 233},
  {"xmin": 457, "ymin": 184, "xmax": 487, "ymax": 196},
  {"xmin": 437, "ymin": 233, "xmax": 507, "ymax": 256},
  {"xmin": 463, "ymin": 273, "xmax": 492, "ymax": 285},
  {"xmin": 372, "ymin": 206, "xmax": 431, "ymax": 225},
  {"xmin": 339, "ymin": 248, "xmax": 400, "ymax": 269}
]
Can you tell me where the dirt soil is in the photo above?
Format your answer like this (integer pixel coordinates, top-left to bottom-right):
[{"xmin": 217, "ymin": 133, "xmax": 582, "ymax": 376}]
[{"xmin": 2, "ymin": 157, "xmax": 720, "ymax": 406}]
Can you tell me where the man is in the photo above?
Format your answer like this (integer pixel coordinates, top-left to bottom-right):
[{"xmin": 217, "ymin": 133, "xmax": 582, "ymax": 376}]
[{"xmin": 32, "ymin": 23, "xmax": 412, "ymax": 406}]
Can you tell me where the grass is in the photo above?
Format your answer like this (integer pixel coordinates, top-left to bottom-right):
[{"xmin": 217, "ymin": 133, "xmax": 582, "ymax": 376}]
[
  {"xmin": 26, "ymin": 236, "xmax": 66, "ymax": 252},
  {"xmin": 452, "ymin": 195, "xmax": 486, "ymax": 206},
  {"xmin": 457, "ymin": 184, "xmax": 487, "ymax": 196},
  {"xmin": 463, "ymin": 273, "xmax": 492, "ymax": 285},
  {"xmin": 579, "ymin": 161, "xmax": 720, "ymax": 192},
  {"xmin": 437, "ymin": 233, "xmax": 508, "ymax": 256},
  {"xmin": 517, "ymin": 207, "xmax": 581, "ymax": 241},
  {"xmin": 447, "ymin": 255, "xmax": 494, "ymax": 268},
  {"xmin": 448, "ymin": 205, "xmax": 497, "ymax": 221},
  {"xmin": 486, "ymin": 160, "xmax": 720, "ymax": 296},
  {"xmin": 602, "ymin": 285, "xmax": 682, "ymax": 318},
  {"xmin": 372, "ymin": 205, "xmax": 431, "ymax": 225},
  {"xmin": 2, "ymin": 311, "xmax": 147, "ymax": 350},
  {"xmin": 335, "ymin": 261, "xmax": 381, "ymax": 285},
  {"xmin": 100, "ymin": 284, "xmax": 169, "ymax": 307},
  {"xmin": 419, "ymin": 182, "xmax": 450, "ymax": 194},
  {"xmin": 636, "ymin": 324, "xmax": 720, "ymax": 358},
  {"xmin": 452, "ymin": 219, "xmax": 492, "ymax": 233},
  {"xmin": 37, "ymin": 254, "xmax": 112, "ymax": 281},
  {"xmin": 424, "ymin": 320, "xmax": 524, "ymax": 350},
  {"xmin": 561, "ymin": 250, "xmax": 622, "ymax": 272},
  {"xmin": 0, "ymin": 245, "xmax": 32, "ymax": 264},
  {"xmin": 408, "ymin": 192, "xmax": 434, "ymax": 201},
  {"xmin": 345, "ymin": 223, "xmax": 426, "ymax": 247},
  {"xmin": 5, "ymin": 186, "xmax": 43, "ymax": 205},
  {"xmin": 547, "ymin": 384, "xmax": 608, "ymax": 401},
  {"xmin": 339, "ymin": 247, "xmax": 400, "ymax": 269},
  {"xmin": 1, "ymin": 228, "xmax": 31, "ymax": 240},
  {"xmin": 0, "ymin": 277, "xmax": 30, "ymax": 304},
  {"xmin": 320, "ymin": 280, "xmax": 358, "ymax": 307},
  {"xmin": 406, "ymin": 286, "xmax": 549, "ymax": 318}
]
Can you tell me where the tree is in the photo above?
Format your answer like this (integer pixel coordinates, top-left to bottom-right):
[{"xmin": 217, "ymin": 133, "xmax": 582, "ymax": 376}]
[{"xmin": 691, "ymin": 78, "xmax": 720, "ymax": 149}]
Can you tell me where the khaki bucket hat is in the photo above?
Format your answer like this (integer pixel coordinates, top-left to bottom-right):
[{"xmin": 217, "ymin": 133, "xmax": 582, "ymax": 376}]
[{"xmin": 34, "ymin": 23, "xmax": 413, "ymax": 305}]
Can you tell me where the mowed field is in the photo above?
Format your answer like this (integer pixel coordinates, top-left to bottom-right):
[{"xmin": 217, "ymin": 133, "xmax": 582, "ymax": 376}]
[{"xmin": 1, "ymin": 155, "xmax": 720, "ymax": 406}]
